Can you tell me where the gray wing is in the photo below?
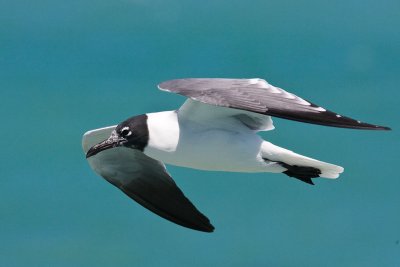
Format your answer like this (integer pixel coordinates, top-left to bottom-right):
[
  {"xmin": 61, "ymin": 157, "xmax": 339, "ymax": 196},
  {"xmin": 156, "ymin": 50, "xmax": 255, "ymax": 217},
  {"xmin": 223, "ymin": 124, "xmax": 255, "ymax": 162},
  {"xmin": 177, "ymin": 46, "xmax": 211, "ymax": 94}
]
[
  {"xmin": 158, "ymin": 78, "xmax": 390, "ymax": 130},
  {"xmin": 83, "ymin": 129, "xmax": 214, "ymax": 232}
]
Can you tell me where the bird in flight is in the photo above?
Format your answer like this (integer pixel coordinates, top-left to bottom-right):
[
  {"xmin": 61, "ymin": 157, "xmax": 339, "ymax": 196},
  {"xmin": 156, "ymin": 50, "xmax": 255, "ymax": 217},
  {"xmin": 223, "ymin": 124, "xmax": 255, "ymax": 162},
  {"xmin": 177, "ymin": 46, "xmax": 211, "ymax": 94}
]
[{"xmin": 83, "ymin": 78, "xmax": 390, "ymax": 232}]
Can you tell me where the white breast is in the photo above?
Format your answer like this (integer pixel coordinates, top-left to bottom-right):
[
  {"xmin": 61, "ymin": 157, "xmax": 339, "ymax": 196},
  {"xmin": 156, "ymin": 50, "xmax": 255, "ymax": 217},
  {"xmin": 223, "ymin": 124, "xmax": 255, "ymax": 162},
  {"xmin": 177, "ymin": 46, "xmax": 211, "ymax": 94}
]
[{"xmin": 144, "ymin": 111, "xmax": 266, "ymax": 172}]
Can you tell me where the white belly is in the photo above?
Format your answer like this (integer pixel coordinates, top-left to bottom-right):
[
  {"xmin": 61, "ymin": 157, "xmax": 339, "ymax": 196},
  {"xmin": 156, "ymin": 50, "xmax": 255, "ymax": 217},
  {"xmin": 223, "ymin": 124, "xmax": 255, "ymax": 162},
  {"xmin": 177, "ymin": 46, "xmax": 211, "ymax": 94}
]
[{"xmin": 143, "ymin": 111, "xmax": 267, "ymax": 172}]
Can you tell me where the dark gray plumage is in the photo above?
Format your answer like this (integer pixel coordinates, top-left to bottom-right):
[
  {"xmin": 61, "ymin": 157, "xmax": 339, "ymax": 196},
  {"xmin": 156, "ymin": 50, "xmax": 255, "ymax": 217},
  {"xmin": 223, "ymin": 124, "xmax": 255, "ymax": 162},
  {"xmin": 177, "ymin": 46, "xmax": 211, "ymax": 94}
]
[
  {"xmin": 158, "ymin": 78, "xmax": 390, "ymax": 130},
  {"xmin": 86, "ymin": 145, "xmax": 214, "ymax": 232}
]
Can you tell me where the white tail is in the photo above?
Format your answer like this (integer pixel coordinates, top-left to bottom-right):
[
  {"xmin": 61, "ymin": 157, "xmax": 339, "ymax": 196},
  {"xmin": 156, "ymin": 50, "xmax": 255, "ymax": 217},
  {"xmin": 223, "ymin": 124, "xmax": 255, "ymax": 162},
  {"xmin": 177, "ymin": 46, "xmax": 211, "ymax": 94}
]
[{"xmin": 261, "ymin": 141, "xmax": 344, "ymax": 179}]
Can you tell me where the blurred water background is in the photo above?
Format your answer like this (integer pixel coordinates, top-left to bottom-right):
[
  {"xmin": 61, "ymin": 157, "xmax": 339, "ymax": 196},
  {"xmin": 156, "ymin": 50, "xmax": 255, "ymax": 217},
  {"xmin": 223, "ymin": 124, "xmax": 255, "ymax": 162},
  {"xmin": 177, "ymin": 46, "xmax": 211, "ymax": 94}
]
[{"xmin": 1, "ymin": 1, "xmax": 399, "ymax": 266}]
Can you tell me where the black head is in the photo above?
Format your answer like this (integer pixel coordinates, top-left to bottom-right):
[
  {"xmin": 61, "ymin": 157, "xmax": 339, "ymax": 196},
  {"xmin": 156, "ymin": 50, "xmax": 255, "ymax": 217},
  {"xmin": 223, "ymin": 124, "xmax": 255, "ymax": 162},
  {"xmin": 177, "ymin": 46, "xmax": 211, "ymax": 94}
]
[
  {"xmin": 115, "ymin": 114, "xmax": 149, "ymax": 151},
  {"xmin": 86, "ymin": 114, "xmax": 149, "ymax": 158}
]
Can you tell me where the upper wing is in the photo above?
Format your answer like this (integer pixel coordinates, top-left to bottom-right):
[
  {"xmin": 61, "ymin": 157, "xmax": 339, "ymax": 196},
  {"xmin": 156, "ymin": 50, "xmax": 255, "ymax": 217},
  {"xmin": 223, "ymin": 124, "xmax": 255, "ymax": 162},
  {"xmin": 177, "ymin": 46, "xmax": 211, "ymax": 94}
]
[
  {"xmin": 158, "ymin": 78, "xmax": 390, "ymax": 130},
  {"xmin": 82, "ymin": 128, "xmax": 214, "ymax": 232}
]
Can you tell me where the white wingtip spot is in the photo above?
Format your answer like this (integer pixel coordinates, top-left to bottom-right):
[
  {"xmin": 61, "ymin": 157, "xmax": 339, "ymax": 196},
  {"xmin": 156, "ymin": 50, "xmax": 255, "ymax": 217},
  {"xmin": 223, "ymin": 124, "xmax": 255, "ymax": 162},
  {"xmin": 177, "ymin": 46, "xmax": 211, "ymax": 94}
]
[
  {"xmin": 336, "ymin": 114, "xmax": 342, "ymax": 118},
  {"xmin": 314, "ymin": 107, "xmax": 326, "ymax": 112}
]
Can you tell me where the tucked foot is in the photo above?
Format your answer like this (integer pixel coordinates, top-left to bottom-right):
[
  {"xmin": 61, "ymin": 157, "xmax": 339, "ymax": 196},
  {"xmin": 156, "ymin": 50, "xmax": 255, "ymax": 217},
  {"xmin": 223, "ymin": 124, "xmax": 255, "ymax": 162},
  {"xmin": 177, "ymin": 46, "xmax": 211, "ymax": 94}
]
[{"xmin": 278, "ymin": 162, "xmax": 322, "ymax": 185}]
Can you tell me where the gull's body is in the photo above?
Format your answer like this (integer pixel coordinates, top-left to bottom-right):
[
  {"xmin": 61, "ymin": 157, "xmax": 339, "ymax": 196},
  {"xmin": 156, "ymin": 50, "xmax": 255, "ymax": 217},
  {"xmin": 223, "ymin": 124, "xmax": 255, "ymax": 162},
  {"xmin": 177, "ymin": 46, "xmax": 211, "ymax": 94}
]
[
  {"xmin": 145, "ymin": 109, "xmax": 270, "ymax": 173},
  {"xmin": 144, "ymin": 107, "xmax": 338, "ymax": 176},
  {"xmin": 83, "ymin": 78, "xmax": 390, "ymax": 232}
]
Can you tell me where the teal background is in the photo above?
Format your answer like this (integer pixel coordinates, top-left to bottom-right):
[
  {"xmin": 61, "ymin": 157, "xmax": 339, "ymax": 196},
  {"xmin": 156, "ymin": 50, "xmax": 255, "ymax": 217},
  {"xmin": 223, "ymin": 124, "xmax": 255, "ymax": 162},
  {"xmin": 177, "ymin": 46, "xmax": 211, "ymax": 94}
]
[{"xmin": 1, "ymin": 1, "xmax": 399, "ymax": 266}]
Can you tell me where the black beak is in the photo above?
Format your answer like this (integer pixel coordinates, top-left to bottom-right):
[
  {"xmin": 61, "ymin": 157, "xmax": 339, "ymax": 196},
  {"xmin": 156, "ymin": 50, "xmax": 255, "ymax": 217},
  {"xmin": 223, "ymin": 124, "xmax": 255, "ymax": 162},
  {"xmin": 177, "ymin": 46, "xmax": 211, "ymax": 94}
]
[{"xmin": 86, "ymin": 135, "xmax": 126, "ymax": 158}]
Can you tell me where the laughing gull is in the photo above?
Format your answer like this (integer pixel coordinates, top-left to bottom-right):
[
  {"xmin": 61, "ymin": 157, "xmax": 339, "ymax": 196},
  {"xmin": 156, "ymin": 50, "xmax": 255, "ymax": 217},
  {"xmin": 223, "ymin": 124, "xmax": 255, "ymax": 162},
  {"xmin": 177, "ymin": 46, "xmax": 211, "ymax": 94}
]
[{"xmin": 82, "ymin": 78, "xmax": 390, "ymax": 232}]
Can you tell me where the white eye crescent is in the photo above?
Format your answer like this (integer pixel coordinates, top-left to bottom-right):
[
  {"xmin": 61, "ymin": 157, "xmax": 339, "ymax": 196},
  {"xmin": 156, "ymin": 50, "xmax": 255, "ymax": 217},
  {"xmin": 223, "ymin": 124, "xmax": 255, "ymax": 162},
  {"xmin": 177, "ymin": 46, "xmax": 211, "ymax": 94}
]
[{"xmin": 120, "ymin": 126, "xmax": 132, "ymax": 137}]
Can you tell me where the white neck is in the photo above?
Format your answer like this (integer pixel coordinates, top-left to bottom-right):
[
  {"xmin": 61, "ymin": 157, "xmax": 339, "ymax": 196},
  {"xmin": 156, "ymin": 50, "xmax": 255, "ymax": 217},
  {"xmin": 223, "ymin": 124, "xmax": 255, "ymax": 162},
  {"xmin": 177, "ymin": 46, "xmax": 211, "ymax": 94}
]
[{"xmin": 144, "ymin": 111, "xmax": 180, "ymax": 157}]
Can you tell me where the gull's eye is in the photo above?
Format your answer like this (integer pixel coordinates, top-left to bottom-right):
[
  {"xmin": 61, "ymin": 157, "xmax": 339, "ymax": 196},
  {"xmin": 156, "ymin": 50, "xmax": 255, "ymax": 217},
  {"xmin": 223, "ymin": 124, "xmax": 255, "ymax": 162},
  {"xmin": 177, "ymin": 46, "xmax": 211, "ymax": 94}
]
[{"xmin": 120, "ymin": 127, "xmax": 132, "ymax": 137}]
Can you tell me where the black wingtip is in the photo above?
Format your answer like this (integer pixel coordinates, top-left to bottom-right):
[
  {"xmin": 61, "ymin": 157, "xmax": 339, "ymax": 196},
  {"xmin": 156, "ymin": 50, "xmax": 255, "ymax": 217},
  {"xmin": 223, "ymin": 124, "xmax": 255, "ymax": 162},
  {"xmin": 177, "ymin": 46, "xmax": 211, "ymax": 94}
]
[
  {"xmin": 180, "ymin": 217, "xmax": 215, "ymax": 233},
  {"xmin": 354, "ymin": 124, "xmax": 391, "ymax": 131},
  {"xmin": 199, "ymin": 224, "xmax": 215, "ymax": 233},
  {"xmin": 378, "ymin": 126, "xmax": 391, "ymax": 131},
  {"xmin": 181, "ymin": 215, "xmax": 215, "ymax": 233},
  {"xmin": 357, "ymin": 122, "xmax": 391, "ymax": 131}
]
